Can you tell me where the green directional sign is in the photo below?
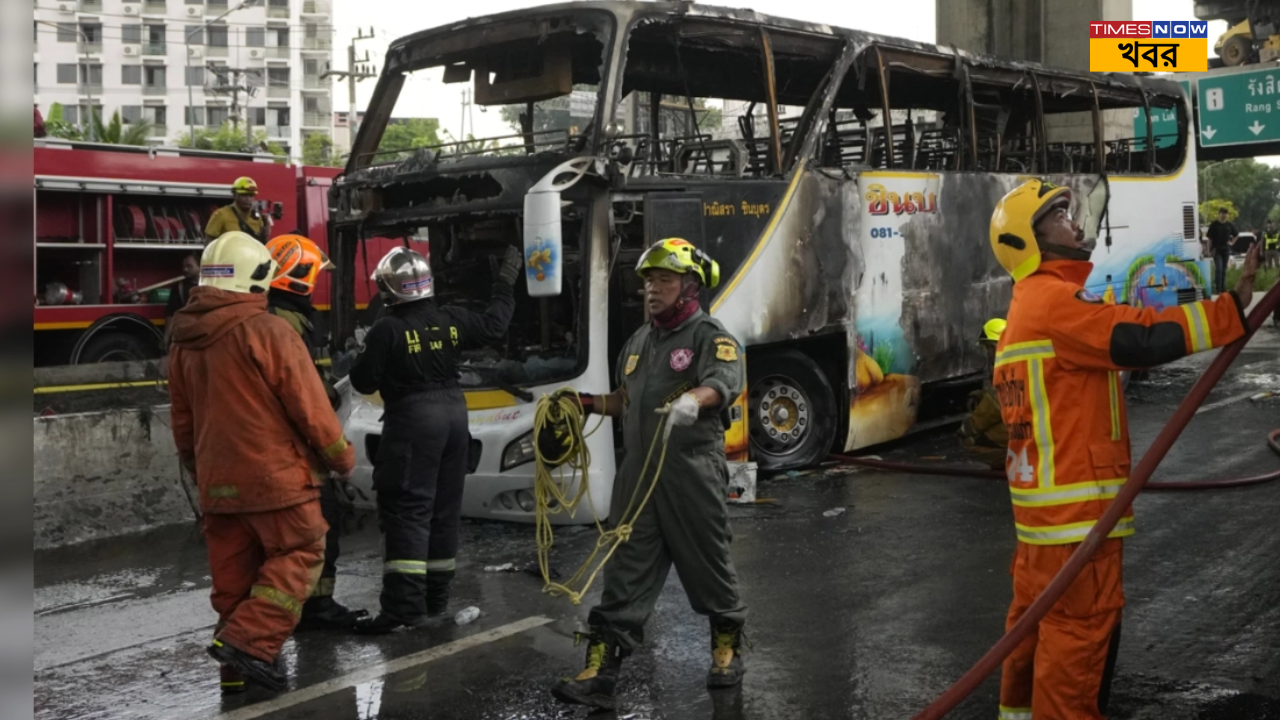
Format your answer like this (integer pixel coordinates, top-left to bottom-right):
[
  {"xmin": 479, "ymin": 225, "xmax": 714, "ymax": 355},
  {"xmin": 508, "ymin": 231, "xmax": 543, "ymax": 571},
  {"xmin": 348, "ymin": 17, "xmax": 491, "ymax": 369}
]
[
  {"xmin": 1134, "ymin": 80, "xmax": 1190, "ymax": 150},
  {"xmin": 1197, "ymin": 67, "xmax": 1280, "ymax": 147}
]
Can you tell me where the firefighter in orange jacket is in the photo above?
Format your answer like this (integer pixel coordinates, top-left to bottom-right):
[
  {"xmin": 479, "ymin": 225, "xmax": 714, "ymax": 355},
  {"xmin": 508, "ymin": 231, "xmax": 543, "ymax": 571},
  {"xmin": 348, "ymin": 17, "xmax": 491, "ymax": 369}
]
[
  {"xmin": 168, "ymin": 231, "xmax": 355, "ymax": 693},
  {"xmin": 988, "ymin": 179, "xmax": 1258, "ymax": 720}
]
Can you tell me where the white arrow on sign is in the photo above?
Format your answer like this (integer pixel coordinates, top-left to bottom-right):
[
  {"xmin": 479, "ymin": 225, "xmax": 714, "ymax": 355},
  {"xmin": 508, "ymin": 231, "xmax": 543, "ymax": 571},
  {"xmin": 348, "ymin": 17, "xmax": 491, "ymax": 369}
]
[
  {"xmin": 1202, "ymin": 125, "xmax": 1217, "ymax": 139},
  {"xmin": 1250, "ymin": 120, "xmax": 1266, "ymax": 135}
]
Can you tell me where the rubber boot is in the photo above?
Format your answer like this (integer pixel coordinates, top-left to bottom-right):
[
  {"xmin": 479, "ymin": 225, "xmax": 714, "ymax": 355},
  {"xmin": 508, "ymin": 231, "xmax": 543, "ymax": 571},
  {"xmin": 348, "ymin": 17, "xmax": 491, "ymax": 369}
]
[
  {"xmin": 426, "ymin": 576, "xmax": 451, "ymax": 617},
  {"xmin": 550, "ymin": 632, "xmax": 624, "ymax": 710},
  {"xmin": 296, "ymin": 596, "xmax": 369, "ymax": 631},
  {"xmin": 219, "ymin": 665, "xmax": 246, "ymax": 695},
  {"xmin": 207, "ymin": 639, "xmax": 286, "ymax": 693},
  {"xmin": 707, "ymin": 621, "xmax": 746, "ymax": 689}
]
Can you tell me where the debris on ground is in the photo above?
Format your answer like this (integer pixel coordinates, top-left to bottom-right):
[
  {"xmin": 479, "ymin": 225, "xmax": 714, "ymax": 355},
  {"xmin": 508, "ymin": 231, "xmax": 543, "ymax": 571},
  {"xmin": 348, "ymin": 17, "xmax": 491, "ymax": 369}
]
[
  {"xmin": 454, "ymin": 606, "xmax": 481, "ymax": 626},
  {"xmin": 823, "ymin": 507, "xmax": 847, "ymax": 518},
  {"xmin": 483, "ymin": 563, "xmax": 516, "ymax": 573}
]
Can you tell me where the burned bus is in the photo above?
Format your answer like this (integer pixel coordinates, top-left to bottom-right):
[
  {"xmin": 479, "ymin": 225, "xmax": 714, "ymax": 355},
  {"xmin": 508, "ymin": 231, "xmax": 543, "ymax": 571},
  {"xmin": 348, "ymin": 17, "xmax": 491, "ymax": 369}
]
[{"xmin": 328, "ymin": 2, "xmax": 1203, "ymax": 522}]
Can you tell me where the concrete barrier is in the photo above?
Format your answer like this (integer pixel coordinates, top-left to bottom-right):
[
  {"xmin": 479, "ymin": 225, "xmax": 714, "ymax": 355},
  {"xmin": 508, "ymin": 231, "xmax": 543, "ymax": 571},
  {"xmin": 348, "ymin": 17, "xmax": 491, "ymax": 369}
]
[{"xmin": 34, "ymin": 405, "xmax": 196, "ymax": 550}]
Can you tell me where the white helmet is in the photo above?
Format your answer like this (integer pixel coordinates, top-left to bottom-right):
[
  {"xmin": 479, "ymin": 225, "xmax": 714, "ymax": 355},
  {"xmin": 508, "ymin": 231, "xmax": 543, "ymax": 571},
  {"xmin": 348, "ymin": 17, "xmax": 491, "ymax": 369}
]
[
  {"xmin": 371, "ymin": 246, "xmax": 434, "ymax": 304},
  {"xmin": 200, "ymin": 231, "xmax": 277, "ymax": 294}
]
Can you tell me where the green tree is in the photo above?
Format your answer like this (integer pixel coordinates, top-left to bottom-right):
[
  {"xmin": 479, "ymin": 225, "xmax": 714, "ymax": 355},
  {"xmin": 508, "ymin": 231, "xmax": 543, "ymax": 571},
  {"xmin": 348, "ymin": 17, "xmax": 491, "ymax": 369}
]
[
  {"xmin": 302, "ymin": 132, "xmax": 342, "ymax": 166},
  {"xmin": 1199, "ymin": 198, "xmax": 1238, "ymax": 224},
  {"xmin": 176, "ymin": 121, "xmax": 286, "ymax": 157},
  {"xmin": 1197, "ymin": 159, "xmax": 1280, "ymax": 229},
  {"xmin": 43, "ymin": 103, "xmax": 84, "ymax": 141},
  {"xmin": 91, "ymin": 110, "xmax": 153, "ymax": 146},
  {"xmin": 376, "ymin": 118, "xmax": 443, "ymax": 154}
]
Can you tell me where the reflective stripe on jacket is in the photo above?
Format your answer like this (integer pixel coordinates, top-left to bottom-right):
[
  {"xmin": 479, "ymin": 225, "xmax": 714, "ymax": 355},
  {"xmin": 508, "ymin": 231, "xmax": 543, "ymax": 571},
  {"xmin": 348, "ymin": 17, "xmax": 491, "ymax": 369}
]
[{"xmin": 995, "ymin": 261, "xmax": 1247, "ymax": 545}]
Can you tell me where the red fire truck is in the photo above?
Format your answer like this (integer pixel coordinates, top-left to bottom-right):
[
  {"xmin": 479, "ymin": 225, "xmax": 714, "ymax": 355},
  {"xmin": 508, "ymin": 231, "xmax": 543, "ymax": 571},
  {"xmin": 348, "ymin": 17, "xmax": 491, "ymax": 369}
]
[{"xmin": 34, "ymin": 139, "xmax": 397, "ymax": 366}]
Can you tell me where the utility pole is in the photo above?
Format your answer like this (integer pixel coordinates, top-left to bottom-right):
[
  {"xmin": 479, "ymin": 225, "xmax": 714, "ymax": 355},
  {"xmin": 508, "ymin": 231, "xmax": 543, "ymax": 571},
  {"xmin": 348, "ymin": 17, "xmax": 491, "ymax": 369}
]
[
  {"xmin": 186, "ymin": 0, "xmax": 256, "ymax": 148},
  {"xmin": 322, "ymin": 28, "xmax": 378, "ymax": 157},
  {"xmin": 205, "ymin": 65, "xmax": 256, "ymax": 149}
]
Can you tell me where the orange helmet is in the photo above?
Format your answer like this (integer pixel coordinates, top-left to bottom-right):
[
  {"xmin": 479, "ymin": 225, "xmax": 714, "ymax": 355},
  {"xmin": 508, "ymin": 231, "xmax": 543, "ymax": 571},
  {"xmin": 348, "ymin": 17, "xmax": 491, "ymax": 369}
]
[{"xmin": 267, "ymin": 234, "xmax": 334, "ymax": 296}]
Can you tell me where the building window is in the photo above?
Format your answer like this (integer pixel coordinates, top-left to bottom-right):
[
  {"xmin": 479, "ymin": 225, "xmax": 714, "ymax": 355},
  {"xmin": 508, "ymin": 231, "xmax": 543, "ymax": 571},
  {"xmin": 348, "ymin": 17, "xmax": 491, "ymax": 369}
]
[
  {"xmin": 147, "ymin": 106, "xmax": 168, "ymax": 126},
  {"xmin": 184, "ymin": 106, "xmax": 204, "ymax": 125},
  {"xmin": 63, "ymin": 106, "xmax": 78, "ymax": 125},
  {"xmin": 57, "ymin": 64, "xmax": 77, "ymax": 84},
  {"xmin": 267, "ymin": 67, "xmax": 289, "ymax": 87},
  {"xmin": 144, "ymin": 66, "xmax": 166, "ymax": 88},
  {"xmin": 246, "ymin": 27, "xmax": 265, "ymax": 47},
  {"xmin": 81, "ymin": 64, "xmax": 104, "ymax": 85},
  {"xmin": 305, "ymin": 23, "xmax": 317, "ymax": 39},
  {"xmin": 185, "ymin": 0, "xmax": 202, "ymax": 4},
  {"xmin": 122, "ymin": 24, "xmax": 143, "ymax": 44},
  {"xmin": 122, "ymin": 65, "xmax": 143, "ymax": 85},
  {"xmin": 208, "ymin": 106, "xmax": 230, "ymax": 127},
  {"xmin": 271, "ymin": 28, "xmax": 289, "ymax": 48},
  {"xmin": 57, "ymin": 23, "xmax": 77, "ymax": 42},
  {"xmin": 122, "ymin": 105, "xmax": 143, "ymax": 124},
  {"xmin": 274, "ymin": 107, "xmax": 290, "ymax": 126},
  {"xmin": 207, "ymin": 26, "xmax": 228, "ymax": 48},
  {"xmin": 146, "ymin": 24, "xmax": 166, "ymax": 45},
  {"xmin": 251, "ymin": 107, "xmax": 266, "ymax": 125},
  {"xmin": 184, "ymin": 25, "xmax": 203, "ymax": 45},
  {"xmin": 80, "ymin": 24, "xmax": 102, "ymax": 42},
  {"xmin": 185, "ymin": 66, "xmax": 205, "ymax": 86}
]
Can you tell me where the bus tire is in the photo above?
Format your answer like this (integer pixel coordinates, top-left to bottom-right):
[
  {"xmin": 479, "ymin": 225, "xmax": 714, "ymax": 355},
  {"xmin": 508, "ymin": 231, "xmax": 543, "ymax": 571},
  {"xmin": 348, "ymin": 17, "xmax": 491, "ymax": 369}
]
[
  {"xmin": 78, "ymin": 332, "xmax": 157, "ymax": 365},
  {"xmin": 747, "ymin": 348, "xmax": 837, "ymax": 471}
]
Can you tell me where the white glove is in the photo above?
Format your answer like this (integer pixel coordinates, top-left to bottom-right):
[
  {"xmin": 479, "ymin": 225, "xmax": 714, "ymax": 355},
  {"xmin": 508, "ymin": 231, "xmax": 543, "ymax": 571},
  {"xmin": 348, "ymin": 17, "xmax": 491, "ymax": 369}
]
[{"xmin": 656, "ymin": 392, "xmax": 701, "ymax": 443}]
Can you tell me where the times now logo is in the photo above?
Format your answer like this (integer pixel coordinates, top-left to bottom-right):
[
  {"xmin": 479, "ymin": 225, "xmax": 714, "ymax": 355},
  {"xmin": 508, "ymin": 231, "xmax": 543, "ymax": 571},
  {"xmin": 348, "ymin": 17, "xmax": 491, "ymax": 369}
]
[{"xmin": 1089, "ymin": 21, "xmax": 1210, "ymax": 38}]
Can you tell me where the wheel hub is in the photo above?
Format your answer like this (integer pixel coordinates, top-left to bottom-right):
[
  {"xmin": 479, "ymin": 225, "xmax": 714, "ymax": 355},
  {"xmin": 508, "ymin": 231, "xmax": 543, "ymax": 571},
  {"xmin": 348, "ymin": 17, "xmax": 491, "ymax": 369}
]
[{"xmin": 752, "ymin": 380, "xmax": 810, "ymax": 450}]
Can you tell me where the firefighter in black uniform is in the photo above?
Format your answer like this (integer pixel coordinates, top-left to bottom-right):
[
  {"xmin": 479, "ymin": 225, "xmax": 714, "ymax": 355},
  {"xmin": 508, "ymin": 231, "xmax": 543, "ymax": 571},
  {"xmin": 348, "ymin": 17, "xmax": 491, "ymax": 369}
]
[{"xmin": 349, "ymin": 244, "xmax": 521, "ymax": 633}]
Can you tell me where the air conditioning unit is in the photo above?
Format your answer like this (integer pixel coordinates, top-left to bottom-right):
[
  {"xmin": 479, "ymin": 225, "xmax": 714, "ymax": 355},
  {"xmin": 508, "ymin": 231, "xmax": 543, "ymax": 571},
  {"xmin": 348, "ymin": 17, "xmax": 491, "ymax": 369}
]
[
  {"xmin": 188, "ymin": 46, "xmax": 202, "ymax": 58},
  {"xmin": 185, "ymin": 6, "xmax": 200, "ymax": 16},
  {"xmin": 122, "ymin": 45, "xmax": 140, "ymax": 56},
  {"xmin": 57, "ymin": 2, "xmax": 74, "ymax": 13},
  {"xmin": 123, "ymin": 4, "xmax": 137, "ymax": 14},
  {"xmin": 249, "ymin": 48, "xmax": 263, "ymax": 60}
]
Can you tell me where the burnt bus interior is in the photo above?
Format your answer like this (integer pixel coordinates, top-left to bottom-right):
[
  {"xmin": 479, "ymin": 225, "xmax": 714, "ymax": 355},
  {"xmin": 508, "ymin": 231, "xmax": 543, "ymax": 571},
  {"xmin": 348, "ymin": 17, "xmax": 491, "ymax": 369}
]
[{"xmin": 334, "ymin": 5, "xmax": 1186, "ymax": 427}]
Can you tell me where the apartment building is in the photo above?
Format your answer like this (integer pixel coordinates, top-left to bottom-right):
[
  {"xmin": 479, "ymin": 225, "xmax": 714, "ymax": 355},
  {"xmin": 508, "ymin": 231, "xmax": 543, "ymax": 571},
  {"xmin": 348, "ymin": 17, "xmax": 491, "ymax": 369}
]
[{"xmin": 34, "ymin": 0, "xmax": 335, "ymax": 160}]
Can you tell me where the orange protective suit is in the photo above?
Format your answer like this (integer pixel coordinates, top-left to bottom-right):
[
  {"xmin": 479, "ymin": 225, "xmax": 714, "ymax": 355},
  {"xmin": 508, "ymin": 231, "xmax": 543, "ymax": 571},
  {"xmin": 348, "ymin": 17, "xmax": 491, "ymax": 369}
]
[
  {"xmin": 995, "ymin": 261, "xmax": 1247, "ymax": 720},
  {"xmin": 169, "ymin": 286, "xmax": 355, "ymax": 662}
]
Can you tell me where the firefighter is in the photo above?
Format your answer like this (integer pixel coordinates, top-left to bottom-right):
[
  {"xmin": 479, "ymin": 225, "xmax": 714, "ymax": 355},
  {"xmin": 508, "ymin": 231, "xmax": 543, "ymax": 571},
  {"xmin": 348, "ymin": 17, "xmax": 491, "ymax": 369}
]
[
  {"xmin": 167, "ymin": 231, "xmax": 355, "ymax": 692},
  {"xmin": 264, "ymin": 233, "xmax": 368, "ymax": 630},
  {"xmin": 548, "ymin": 238, "xmax": 748, "ymax": 711},
  {"xmin": 989, "ymin": 179, "xmax": 1257, "ymax": 720},
  {"xmin": 957, "ymin": 318, "xmax": 1007, "ymax": 470},
  {"xmin": 206, "ymin": 177, "xmax": 273, "ymax": 243},
  {"xmin": 348, "ymin": 244, "xmax": 522, "ymax": 634}
]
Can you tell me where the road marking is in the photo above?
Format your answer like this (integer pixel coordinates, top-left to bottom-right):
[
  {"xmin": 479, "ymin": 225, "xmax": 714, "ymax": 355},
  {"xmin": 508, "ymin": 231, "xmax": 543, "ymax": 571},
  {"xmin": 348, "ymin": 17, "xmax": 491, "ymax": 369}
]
[
  {"xmin": 1195, "ymin": 391, "xmax": 1258, "ymax": 415},
  {"xmin": 210, "ymin": 616, "xmax": 554, "ymax": 720}
]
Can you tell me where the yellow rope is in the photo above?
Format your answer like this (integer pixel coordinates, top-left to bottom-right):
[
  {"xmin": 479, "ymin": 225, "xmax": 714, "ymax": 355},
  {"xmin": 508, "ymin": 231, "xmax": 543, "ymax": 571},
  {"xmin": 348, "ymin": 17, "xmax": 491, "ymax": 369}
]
[{"xmin": 533, "ymin": 391, "xmax": 672, "ymax": 605}]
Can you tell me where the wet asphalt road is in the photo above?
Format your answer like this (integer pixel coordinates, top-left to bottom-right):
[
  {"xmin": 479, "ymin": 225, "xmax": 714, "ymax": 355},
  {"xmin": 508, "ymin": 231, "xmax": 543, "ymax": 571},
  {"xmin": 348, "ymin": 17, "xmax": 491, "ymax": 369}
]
[{"xmin": 34, "ymin": 326, "xmax": 1280, "ymax": 720}]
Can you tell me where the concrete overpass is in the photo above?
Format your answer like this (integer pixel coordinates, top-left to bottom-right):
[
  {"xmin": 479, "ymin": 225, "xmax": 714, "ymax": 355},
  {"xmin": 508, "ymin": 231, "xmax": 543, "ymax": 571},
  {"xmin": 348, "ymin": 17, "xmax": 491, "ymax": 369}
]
[{"xmin": 937, "ymin": 0, "xmax": 1280, "ymax": 160}]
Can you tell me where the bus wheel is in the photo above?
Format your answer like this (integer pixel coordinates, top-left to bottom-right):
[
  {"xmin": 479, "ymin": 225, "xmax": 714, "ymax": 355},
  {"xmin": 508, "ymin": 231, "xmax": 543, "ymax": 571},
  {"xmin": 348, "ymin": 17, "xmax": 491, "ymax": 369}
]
[
  {"xmin": 747, "ymin": 349, "xmax": 837, "ymax": 471},
  {"xmin": 78, "ymin": 332, "xmax": 156, "ymax": 364}
]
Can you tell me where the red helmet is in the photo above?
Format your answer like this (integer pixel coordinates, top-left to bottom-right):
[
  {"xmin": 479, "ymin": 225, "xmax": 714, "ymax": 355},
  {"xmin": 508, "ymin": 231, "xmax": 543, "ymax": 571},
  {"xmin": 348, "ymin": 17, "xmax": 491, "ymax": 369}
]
[{"xmin": 266, "ymin": 234, "xmax": 333, "ymax": 296}]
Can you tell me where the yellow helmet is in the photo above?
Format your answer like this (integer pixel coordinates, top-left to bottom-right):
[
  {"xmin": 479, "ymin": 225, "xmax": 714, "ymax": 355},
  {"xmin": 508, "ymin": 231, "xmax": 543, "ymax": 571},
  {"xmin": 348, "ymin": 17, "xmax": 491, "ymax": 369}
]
[
  {"xmin": 981, "ymin": 318, "xmax": 1007, "ymax": 343},
  {"xmin": 200, "ymin": 231, "xmax": 277, "ymax": 294},
  {"xmin": 636, "ymin": 238, "xmax": 720, "ymax": 289},
  {"xmin": 232, "ymin": 176, "xmax": 258, "ymax": 196},
  {"xmin": 989, "ymin": 179, "xmax": 1072, "ymax": 282}
]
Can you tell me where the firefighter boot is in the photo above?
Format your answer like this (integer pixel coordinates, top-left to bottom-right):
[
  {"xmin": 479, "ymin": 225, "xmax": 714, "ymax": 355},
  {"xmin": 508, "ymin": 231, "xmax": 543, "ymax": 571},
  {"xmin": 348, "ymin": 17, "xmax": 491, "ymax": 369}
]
[
  {"xmin": 219, "ymin": 665, "xmax": 246, "ymax": 695},
  {"xmin": 297, "ymin": 596, "xmax": 369, "ymax": 631},
  {"xmin": 426, "ymin": 576, "xmax": 451, "ymax": 617},
  {"xmin": 207, "ymin": 639, "xmax": 287, "ymax": 693},
  {"xmin": 550, "ymin": 632, "xmax": 625, "ymax": 710},
  {"xmin": 707, "ymin": 621, "xmax": 746, "ymax": 689}
]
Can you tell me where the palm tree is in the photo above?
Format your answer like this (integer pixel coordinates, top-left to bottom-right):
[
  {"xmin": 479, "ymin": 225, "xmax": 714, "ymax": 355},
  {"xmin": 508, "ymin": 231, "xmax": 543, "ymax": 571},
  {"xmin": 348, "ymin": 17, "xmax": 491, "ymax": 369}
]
[{"xmin": 91, "ymin": 110, "xmax": 154, "ymax": 146}]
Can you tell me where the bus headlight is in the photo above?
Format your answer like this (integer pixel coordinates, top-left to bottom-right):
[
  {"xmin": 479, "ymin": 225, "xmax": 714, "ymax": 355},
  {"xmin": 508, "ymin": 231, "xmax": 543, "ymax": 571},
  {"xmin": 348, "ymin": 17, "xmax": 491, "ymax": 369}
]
[{"xmin": 501, "ymin": 431, "xmax": 535, "ymax": 471}]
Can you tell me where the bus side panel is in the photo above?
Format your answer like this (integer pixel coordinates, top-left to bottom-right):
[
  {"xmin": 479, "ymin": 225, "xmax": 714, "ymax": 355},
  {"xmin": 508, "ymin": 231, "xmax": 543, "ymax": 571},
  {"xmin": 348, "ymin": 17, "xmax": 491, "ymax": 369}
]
[{"xmin": 1084, "ymin": 167, "xmax": 1205, "ymax": 309}]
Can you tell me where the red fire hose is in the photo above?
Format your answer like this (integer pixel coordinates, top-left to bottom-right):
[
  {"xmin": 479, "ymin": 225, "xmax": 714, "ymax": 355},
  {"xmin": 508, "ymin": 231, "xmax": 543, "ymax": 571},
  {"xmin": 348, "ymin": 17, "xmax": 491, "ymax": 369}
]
[{"xmin": 827, "ymin": 283, "xmax": 1279, "ymax": 719}]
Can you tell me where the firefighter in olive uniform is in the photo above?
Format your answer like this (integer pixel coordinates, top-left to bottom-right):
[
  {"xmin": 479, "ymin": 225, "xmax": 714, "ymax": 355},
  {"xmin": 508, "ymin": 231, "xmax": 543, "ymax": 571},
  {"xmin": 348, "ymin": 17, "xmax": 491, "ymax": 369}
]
[
  {"xmin": 264, "ymin": 233, "xmax": 369, "ymax": 630},
  {"xmin": 348, "ymin": 245, "xmax": 522, "ymax": 634},
  {"xmin": 989, "ymin": 179, "xmax": 1257, "ymax": 720},
  {"xmin": 957, "ymin": 318, "xmax": 1008, "ymax": 470},
  {"xmin": 206, "ymin": 177, "xmax": 272, "ymax": 243},
  {"xmin": 549, "ymin": 238, "xmax": 748, "ymax": 711}
]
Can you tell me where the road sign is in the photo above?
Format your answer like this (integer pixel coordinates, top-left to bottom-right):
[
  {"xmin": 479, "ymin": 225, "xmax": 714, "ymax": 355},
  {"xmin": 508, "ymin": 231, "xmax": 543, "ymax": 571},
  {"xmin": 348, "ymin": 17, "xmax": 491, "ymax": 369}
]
[
  {"xmin": 1134, "ymin": 79, "xmax": 1190, "ymax": 150},
  {"xmin": 1196, "ymin": 67, "xmax": 1280, "ymax": 147}
]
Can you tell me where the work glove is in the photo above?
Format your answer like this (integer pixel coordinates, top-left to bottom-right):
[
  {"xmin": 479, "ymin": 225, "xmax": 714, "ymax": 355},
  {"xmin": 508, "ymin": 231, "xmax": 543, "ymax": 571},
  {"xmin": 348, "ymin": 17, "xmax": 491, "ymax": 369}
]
[
  {"xmin": 550, "ymin": 389, "xmax": 594, "ymax": 415},
  {"xmin": 655, "ymin": 392, "xmax": 700, "ymax": 443},
  {"xmin": 496, "ymin": 245, "xmax": 524, "ymax": 286}
]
